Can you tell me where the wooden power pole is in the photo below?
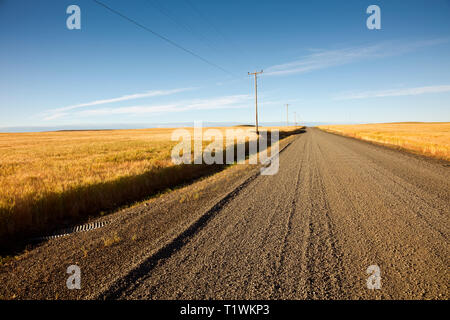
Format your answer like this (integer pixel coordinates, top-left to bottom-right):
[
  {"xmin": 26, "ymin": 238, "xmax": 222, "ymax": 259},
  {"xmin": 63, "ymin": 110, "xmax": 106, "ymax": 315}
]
[
  {"xmin": 248, "ymin": 70, "xmax": 263, "ymax": 134},
  {"xmin": 286, "ymin": 104, "xmax": 289, "ymax": 127}
]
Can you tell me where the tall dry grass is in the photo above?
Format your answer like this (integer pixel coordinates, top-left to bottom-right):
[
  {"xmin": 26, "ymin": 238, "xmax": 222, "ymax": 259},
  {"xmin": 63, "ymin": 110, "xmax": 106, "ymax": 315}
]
[
  {"xmin": 0, "ymin": 126, "xmax": 299, "ymax": 248},
  {"xmin": 318, "ymin": 122, "xmax": 450, "ymax": 161}
]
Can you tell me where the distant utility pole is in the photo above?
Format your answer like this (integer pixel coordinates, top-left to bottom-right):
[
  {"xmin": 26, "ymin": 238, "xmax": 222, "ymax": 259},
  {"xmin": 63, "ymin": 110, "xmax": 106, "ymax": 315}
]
[
  {"xmin": 286, "ymin": 104, "xmax": 289, "ymax": 127},
  {"xmin": 248, "ymin": 70, "xmax": 263, "ymax": 134},
  {"xmin": 294, "ymin": 111, "xmax": 297, "ymax": 127}
]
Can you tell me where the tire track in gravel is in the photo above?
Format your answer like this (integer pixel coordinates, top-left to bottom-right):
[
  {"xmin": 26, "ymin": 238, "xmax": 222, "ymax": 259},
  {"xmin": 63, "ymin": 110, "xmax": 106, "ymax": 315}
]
[
  {"xmin": 303, "ymin": 137, "xmax": 344, "ymax": 299},
  {"xmin": 271, "ymin": 137, "xmax": 306, "ymax": 298}
]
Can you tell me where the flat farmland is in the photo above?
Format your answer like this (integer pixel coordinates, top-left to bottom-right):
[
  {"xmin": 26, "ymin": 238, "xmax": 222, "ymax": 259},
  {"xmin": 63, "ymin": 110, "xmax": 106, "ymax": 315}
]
[{"xmin": 318, "ymin": 122, "xmax": 450, "ymax": 161}]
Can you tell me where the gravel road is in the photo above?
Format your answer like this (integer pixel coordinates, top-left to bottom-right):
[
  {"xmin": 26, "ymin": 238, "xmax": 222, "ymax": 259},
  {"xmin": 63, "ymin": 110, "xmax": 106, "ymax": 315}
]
[{"xmin": 1, "ymin": 128, "xmax": 448, "ymax": 299}]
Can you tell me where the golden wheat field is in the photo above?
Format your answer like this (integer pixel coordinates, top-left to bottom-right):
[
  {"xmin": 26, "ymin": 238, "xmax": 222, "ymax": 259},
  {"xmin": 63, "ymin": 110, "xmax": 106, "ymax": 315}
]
[
  {"xmin": 0, "ymin": 126, "xmax": 296, "ymax": 245},
  {"xmin": 318, "ymin": 122, "xmax": 450, "ymax": 161}
]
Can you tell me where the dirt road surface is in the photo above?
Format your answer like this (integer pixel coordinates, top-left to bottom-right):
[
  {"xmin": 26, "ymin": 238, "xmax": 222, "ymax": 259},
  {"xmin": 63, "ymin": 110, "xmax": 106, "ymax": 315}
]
[{"xmin": 1, "ymin": 128, "xmax": 448, "ymax": 299}]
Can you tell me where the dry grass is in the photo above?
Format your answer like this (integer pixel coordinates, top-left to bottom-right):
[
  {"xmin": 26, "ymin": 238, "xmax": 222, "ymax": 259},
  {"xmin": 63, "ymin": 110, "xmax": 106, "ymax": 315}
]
[
  {"xmin": 318, "ymin": 122, "xmax": 450, "ymax": 161},
  {"xmin": 0, "ymin": 126, "xmax": 299, "ymax": 246},
  {"xmin": 102, "ymin": 232, "xmax": 122, "ymax": 247}
]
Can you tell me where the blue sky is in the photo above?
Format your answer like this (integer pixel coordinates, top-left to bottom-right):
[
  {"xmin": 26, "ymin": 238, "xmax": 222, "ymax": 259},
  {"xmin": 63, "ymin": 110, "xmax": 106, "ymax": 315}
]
[{"xmin": 1, "ymin": 0, "xmax": 450, "ymax": 129}]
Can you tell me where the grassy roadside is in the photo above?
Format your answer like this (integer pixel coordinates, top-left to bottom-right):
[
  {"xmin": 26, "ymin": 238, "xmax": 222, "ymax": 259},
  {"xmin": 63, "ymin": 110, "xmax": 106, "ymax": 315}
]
[
  {"xmin": 0, "ymin": 127, "xmax": 302, "ymax": 250},
  {"xmin": 317, "ymin": 123, "xmax": 450, "ymax": 161}
]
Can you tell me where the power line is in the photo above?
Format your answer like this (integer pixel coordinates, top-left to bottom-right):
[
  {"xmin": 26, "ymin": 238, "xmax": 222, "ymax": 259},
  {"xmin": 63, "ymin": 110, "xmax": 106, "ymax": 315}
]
[
  {"xmin": 146, "ymin": 0, "xmax": 220, "ymax": 52},
  {"xmin": 183, "ymin": 0, "xmax": 252, "ymax": 60},
  {"xmin": 184, "ymin": 0, "xmax": 229, "ymax": 41},
  {"xmin": 92, "ymin": 0, "xmax": 236, "ymax": 77}
]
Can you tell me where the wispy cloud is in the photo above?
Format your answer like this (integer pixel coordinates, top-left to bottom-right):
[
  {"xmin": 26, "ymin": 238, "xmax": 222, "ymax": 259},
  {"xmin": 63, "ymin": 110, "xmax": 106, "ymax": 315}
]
[
  {"xmin": 264, "ymin": 38, "xmax": 448, "ymax": 76},
  {"xmin": 46, "ymin": 94, "xmax": 251, "ymax": 119},
  {"xmin": 43, "ymin": 87, "xmax": 196, "ymax": 120},
  {"xmin": 334, "ymin": 84, "xmax": 450, "ymax": 100}
]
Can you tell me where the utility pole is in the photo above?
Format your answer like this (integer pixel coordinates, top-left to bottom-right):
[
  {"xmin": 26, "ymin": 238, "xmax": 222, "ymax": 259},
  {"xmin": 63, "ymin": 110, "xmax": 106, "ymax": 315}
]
[
  {"xmin": 294, "ymin": 111, "xmax": 297, "ymax": 128},
  {"xmin": 248, "ymin": 70, "xmax": 263, "ymax": 134},
  {"xmin": 286, "ymin": 104, "xmax": 289, "ymax": 127}
]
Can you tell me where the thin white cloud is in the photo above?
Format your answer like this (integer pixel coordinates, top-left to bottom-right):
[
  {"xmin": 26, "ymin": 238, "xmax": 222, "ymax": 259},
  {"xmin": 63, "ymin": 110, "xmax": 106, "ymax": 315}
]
[
  {"xmin": 57, "ymin": 94, "xmax": 251, "ymax": 118},
  {"xmin": 43, "ymin": 87, "xmax": 196, "ymax": 120},
  {"xmin": 265, "ymin": 38, "xmax": 448, "ymax": 76},
  {"xmin": 335, "ymin": 84, "xmax": 450, "ymax": 100},
  {"xmin": 43, "ymin": 112, "xmax": 70, "ymax": 120}
]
